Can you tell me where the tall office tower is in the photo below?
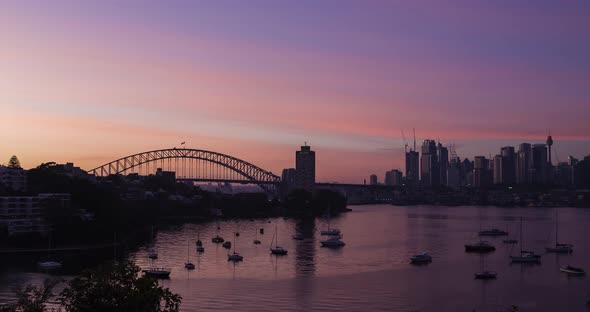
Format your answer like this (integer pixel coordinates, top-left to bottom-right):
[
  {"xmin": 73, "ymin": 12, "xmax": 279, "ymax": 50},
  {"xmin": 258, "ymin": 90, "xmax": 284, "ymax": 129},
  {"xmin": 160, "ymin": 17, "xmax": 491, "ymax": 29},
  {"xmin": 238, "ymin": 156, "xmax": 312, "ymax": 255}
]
[
  {"xmin": 405, "ymin": 150, "xmax": 419, "ymax": 186},
  {"xmin": 473, "ymin": 156, "xmax": 491, "ymax": 188},
  {"xmin": 369, "ymin": 174, "xmax": 378, "ymax": 185},
  {"xmin": 420, "ymin": 140, "xmax": 439, "ymax": 187},
  {"xmin": 516, "ymin": 143, "xmax": 532, "ymax": 184},
  {"xmin": 447, "ymin": 157, "xmax": 462, "ymax": 189},
  {"xmin": 546, "ymin": 135, "xmax": 553, "ymax": 166},
  {"xmin": 385, "ymin": 170, "xmax": 403, "ymax": 186},
  {"xmin": 500, "ymin": 146, "xmax": 516, "ymax": 185},
  {"xmin": 280, "ymin": 168, "xmax": 297, "ymax": 198},
  {"xmin": 437, "ymin": 143, "xmax": 449, "ymax": 186},
  {"xmin": 531, "ymin": 144, "xmax": 548, "ymax": 185},
  {"xmin": 295, "ymin": 144, "xmax": 316, "ymax": 192},
  {"xmin": 493, "ymin": 154, "xmax": 503, "ymax": 184}
]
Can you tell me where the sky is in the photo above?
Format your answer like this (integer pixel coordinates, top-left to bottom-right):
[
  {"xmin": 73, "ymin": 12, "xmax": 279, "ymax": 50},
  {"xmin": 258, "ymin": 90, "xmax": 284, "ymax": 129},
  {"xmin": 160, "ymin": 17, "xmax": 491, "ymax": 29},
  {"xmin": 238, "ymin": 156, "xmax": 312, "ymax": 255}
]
[{"xmin": 1, "ymin": 1, "xmax": 589, "ymax": 183}]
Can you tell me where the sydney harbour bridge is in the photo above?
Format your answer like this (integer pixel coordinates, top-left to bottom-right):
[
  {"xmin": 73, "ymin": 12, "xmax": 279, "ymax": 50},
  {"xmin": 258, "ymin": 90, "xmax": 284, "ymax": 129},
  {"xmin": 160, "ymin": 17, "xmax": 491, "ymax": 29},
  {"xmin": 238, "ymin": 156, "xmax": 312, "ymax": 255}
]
[{"xmin": 89, "ymin": 148, "xmax": 282, "ymax": 194}]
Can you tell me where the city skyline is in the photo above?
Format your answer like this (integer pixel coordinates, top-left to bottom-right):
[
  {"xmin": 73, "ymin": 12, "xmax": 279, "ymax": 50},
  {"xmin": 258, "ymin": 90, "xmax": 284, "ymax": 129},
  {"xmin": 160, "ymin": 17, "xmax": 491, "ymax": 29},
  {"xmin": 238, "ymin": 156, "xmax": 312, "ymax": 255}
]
[{"xmin": 2, "ymin": 1, "xmax": 590, "ymax": 183}]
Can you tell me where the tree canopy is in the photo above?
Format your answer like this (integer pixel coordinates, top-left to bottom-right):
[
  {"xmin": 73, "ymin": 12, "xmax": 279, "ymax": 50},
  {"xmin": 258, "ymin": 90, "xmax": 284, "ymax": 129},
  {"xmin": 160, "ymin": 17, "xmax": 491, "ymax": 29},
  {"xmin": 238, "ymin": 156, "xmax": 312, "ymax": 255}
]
[{"xmin": 7, "ymin": 155, "xmax": 21, "ymax": 169}]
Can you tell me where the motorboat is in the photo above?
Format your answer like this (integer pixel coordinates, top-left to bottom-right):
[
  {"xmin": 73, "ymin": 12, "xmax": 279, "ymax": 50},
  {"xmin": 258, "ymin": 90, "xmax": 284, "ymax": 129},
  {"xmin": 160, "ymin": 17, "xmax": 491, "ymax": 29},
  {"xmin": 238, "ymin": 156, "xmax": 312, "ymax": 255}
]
[
  {"xmin": 410, "ymin": 252, "xmax": 432, "ymax": 264},
  {"xmin": 196, "ymin": 240, "xmax": 203, "ymax": 247},
  {"xmin": 184, "ymin": 262, "xmax": 195, "ymax": 270},
  {"xmin": 546, "ymin": 243, "xmax": 573, "ymax": 253},
  {"xmin": 478, "ymin": 229, "xmax": 509, "ymax": 236},
  {"xmin": 511, "ymin": 251, "xmax": 541, "ymax": 263},
  {"xmin": 320, "ymin": 229, "xmax": 341, "ymax": 236},
  {"xmin": 260, "ymin": 228, "xmax": 264, "ymax": 234},
  {"xmin": 474, "ymin": 271, "xmax": 497, "ymax": 279},
  {"xmin": 560, "ymin": 266, "xmax": 585, "ymax": 275},
  {"xmin": 222, "ymin": 241, "xmax": 231, "ymax": 249},
  {"xmin": 227, "ymin": 252, "xmax": 243, "ymax": 261},
  {"xmin": 147, "ymin": 249, "xmax": 158, "ymax": 259},
  {"xmin": 212, "ymin": 235, "xmax": 224, "ymax": 243},
  {"xmin": 253, "ymin": 239, "xmax": 261, "ymax": 244},
  {"xmin": 37, "ymin": 261, "xmax": 63, "ymax": 270},
  {"xmin": 320, "ymin": 236, "xmax": 346, "ymax": 248},
  {"xmin": 503, "ymin": 239, "xmax": 518, "ymax": 244},
  {"xmin": 196, "ymin": 246, "xmax": 205, "ymax": 253},
  {"xmin": 292, "ymin": 233, "xmax": 304, "ymax": 240},
  {"xmin": 142, "ymin": 267, "xmax": 171, "ymax": 278},
  {"xmin": 464, "ymin": 241, "xmax": 495, "ymax": 253},
  {"xmin": 270, "ymin": 246, "xmax": 288, "ymax": 255}
]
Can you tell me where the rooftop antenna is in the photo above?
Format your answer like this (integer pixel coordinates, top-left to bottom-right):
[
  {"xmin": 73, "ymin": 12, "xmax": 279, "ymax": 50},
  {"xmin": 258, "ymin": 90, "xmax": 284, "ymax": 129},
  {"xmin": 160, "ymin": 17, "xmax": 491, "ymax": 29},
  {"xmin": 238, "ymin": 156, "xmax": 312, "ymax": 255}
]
[
  {"xmin": 413, "ymin": 128, "xmax": 417, "ymax": 151},
  {"xmin": 401, "ymin": 129, "xmax": 408, "ymax": 153}
]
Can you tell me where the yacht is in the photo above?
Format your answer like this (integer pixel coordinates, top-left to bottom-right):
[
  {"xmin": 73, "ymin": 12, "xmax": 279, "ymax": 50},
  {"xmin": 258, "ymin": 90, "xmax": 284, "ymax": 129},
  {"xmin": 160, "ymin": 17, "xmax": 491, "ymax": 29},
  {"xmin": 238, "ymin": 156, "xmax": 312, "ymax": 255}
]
[
  {"xmin": 227, "ymin": 252, "xmax": 243, "ymax": 262},
  {"xmin": 410, "ymin": 252, "xmax": 432, "ymax": 264},
  {"xmin": 253, "ymin": 239, "xmax": 261, "ymax": 245},
  {"xmin": 196, "ymin": 246, "xmax": 205, "ymax": 253},
  {"xmin": 320, "ymin": 236, "xmax": 346, "ymax": 248},
  {"xmin": 546, "ymin": 208, "xmax": 574, "ymax": 253},
  {"xmin": 184, "ymin": 262, "xmax": 195, "ymax": 270},
  {"xmin": 142, "ymin": 267, "xmax": 171, "ymax": 278},
  {"xmin": 560, "ymin": 266, "xmax": 585, "ymax": 275},
  {"xmin": 292, "ymin": 233, "xmax": 304, "ymax": 240},
  {"xmin": 511, "ymin": 217, "xmax": 541, "ymax": 264},
  {"xmin": 184, "ymin": 240, "xmax": 195, "ymax": 270},
  {"xmin": 464, "ymin": 241, "xmax": 496, "ymax": 253},
  {"xmin": 270, "ymin": 224, "xmax": 288, "ymax": 255},
  {"xmin": 474, "ymin": 271, "xmax": 498, "ymax": 279},
  {"xmin": 196, "ymin": 240, "xmax": 203, "ymax": 247},
  {"xmin": 511, "ymin": 251, "xmax": 541, "ymax": 263},
  {"xmin": 320, "ymin": 229, "xmax": 341, "ymax": 236},
  {"xmin": 212, "ymin": 235, "xmax": 224, "ymax": 243},
  {"xmin": 227, "ymin": 232, "xmax": 243, "ymax": 261},
  {"xmin": 37, "ymin": 261, "xmax": 63, "ymax": 270},
  {"xmin": 478, "ymin": 229, "xmax": 509, "ymax": 236}
]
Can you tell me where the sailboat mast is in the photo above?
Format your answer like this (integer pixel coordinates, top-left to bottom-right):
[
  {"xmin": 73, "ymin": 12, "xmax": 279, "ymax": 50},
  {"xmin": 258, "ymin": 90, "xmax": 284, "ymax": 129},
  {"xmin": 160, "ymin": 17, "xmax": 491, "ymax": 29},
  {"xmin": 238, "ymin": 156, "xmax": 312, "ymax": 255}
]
[
  {"xmin": 275, "ymin": 224, "xmax": 278, "ymax": 248},
  {"xmin": 555, "ymin": 208, "xmax": 558, "ymax": 245},
  {"xmin": 520, "ymin": 217, "xmax": 523, "ymax": 254}
]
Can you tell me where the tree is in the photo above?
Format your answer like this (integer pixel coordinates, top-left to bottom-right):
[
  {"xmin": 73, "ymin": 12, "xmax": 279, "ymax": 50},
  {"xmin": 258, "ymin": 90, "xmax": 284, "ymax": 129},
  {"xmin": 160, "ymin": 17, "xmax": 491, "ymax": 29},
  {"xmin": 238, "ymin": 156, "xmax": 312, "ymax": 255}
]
[
  {"xmin": 7, "ymin": 156, "xmax": 21, "ymax": 169},
  {"xmin": 0, "ymin": 279, "xmax": 58, "ymax": 312},
  {"xmin": 60, "ymin": 261, "xmax": 181, "ymax": 312}
]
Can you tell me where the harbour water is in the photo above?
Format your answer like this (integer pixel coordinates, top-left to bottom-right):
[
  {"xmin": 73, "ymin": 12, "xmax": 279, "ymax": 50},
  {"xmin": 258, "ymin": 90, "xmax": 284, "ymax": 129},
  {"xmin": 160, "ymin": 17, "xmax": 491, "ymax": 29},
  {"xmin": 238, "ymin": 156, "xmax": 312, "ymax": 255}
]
[{"xmin": 1, "ymin": 204, "xmax": 590, "ymax": 311}]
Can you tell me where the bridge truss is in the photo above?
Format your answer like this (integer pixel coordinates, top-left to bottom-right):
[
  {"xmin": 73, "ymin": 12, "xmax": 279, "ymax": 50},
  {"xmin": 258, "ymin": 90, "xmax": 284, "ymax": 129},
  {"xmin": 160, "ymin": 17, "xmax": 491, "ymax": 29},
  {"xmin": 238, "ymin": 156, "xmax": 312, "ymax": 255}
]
[{"xmin": 88, "ymin": 148, "xmax": 281, "ymax": 194}]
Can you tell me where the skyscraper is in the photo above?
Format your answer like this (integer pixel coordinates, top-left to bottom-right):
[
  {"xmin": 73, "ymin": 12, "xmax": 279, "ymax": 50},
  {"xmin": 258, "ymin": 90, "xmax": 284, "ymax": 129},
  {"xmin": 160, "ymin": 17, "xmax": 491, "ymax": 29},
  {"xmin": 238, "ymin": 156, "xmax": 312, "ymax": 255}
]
[
  {"xmin": 369, "ymin": 174, "xmax": 378, "ymax": 185},
  {"xmin": 473, "ymin": 156, "xmax": 491, "ymax": 188},
  {"xmin": 437, "ymin": 143, "xmax": 449, "ymax": 186},
  {"xmin": 405, "ymin": 150, "xmax": 419, "ymax": 186},
  {"xmin": 295, "ymin": 144, "xmax": 316, "ymax": 192},
  {"xmin": 384, "ymin": 170, "xmax": 403, "ymax": 186},
  {"xmin": 531, "ymin": 144, "xmax": 548, "ymax": 185},
  {"xmin": 516, "ymin": 143, "xmax": 532, "ymax": 184},
  {"xmin": 493, "ymin": 154, "xmax": 503, "ymax": 184},
  {"xmin": 420, "ymin": 140, "xmax": 439, "ymax": 187},
  {"xmin": 500, "ymin": 146, "xmax": 516, "ymax": 185}
]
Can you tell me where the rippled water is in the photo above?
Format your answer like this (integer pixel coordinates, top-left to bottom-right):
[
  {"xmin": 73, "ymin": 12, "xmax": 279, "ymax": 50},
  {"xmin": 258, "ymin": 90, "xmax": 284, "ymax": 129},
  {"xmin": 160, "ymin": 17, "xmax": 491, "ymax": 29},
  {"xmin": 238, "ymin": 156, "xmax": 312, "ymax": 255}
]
[{"xmin": 2, "ymin": 205, "xmax": 590, "ymax": 311}]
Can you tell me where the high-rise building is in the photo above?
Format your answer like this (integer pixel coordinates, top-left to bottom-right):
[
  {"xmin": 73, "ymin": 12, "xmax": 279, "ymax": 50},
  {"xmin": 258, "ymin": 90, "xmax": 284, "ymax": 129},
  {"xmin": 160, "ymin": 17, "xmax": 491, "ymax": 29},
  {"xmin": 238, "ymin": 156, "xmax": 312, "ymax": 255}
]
[
  {"xmin": 420, "ymin": 140, "xmax": 439, "ymax": 187},
  {"xmin": 493, "ymin": 154, "xmax": 503, "ymax": 185},
  {"xmin": 437, "ymin": 143, "xmax": 449, "ymax": 186},
  {"xmin": 295, "ymin": 144, "xmax": 316, "ymax": 192},
  {"xmin": 405, "ymin": 150, "xmax": 419, "ymax": 186},
  {"xmin": 280, "ymin": 168, "xmax": 297, "ymax": 198},
  {"xmin": 500, "ymin": 146, "xmax": 516, "ymax": 185},
  {"xmin": 369, "ymin": 174, "xmax": 378, "ymax": 185},
  {"xmin": 531, "ymin": 144, "xmax": 548, "ymax": 185},
  {"xmin": 473, "ymin": 156, "xmax": 491, "ymax": 188},
  {"xmin": 385, "ymin": 169, "xmax": 403, "ymax": 186},
  {"xmin": 516, "ymin": 143, "xmax": 532, "ymax": 184},
  {"xmin": 447, "ymin": 157, "xmax": 462, "ymax": 189}
]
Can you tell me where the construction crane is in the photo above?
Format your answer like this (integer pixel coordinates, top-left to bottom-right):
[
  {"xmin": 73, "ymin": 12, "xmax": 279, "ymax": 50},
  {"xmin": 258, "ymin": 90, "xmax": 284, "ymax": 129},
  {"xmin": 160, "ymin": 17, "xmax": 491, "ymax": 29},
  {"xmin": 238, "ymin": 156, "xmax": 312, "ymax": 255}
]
[
  {"xmin": 413, "ymin": 128, "xmax": 417, "ymax": 152},
  {"xmin": 401, "ymin": 129, "xmax": 408, "ymax": 153}
]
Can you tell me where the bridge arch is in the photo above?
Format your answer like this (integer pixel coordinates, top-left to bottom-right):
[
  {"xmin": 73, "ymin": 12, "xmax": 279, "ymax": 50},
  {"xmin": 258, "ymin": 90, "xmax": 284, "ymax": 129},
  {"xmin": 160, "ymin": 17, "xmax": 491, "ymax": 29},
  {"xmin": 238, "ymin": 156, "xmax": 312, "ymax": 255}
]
[{"xmin": 88, "ymin": 148, "xmax": 281, "ymax": 194}]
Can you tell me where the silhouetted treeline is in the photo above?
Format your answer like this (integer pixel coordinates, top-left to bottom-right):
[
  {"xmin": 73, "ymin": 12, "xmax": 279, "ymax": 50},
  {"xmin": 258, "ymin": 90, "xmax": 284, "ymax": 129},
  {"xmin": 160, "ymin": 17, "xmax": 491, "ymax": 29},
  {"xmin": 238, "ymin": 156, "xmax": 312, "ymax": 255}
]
[{"xmin": 284, "ymin": 189, "xmax": 348, "ymax": 217}]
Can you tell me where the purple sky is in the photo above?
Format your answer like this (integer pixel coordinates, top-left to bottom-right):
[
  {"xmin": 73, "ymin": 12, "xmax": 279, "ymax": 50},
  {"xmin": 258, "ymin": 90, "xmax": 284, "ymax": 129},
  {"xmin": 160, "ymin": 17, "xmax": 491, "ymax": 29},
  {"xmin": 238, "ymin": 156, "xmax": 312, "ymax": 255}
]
[{"xmin": 1, "ymin": 1, "xmax": 589, "ymax": 182}]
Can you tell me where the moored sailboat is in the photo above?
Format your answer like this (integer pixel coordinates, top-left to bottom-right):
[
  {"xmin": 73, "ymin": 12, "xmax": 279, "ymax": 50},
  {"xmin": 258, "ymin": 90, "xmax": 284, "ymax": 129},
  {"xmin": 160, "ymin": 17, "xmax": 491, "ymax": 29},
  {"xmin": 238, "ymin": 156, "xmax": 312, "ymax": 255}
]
[{"xmin": 545, "ymin": 208, "xmax": 573, "ymax": 253}]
